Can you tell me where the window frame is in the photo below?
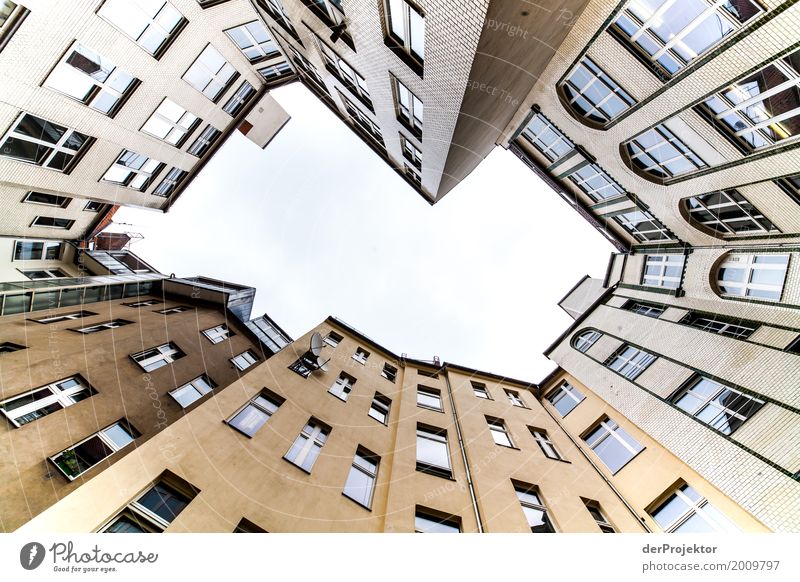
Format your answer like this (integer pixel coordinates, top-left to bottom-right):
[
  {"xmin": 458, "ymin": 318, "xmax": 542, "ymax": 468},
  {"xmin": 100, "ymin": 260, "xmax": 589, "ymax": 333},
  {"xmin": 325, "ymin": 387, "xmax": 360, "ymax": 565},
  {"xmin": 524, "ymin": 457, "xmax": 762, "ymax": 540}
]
[
  {"xmin": 231, "ymin": 350, "xmax": 259, "ymax": 371},
  {"xmin": 0, "ymin": 375, "xmax": 97, "ymax": 427},
  {"xmin": 514, "ymin": 483, "xmax": 556, "ymax": 533},
  {"xmin": 130, "ymin": 342, "xmax": 185, "ymax": 372},
  {"xmin": 101, "ymin": 149, "xmax": 165, "ymax": 191},
  {"xmin": 546, "ymin": 381, "xmax": 585, "ymax": 417},
  {"xmin": 169, "ymin": 375, "xmax": 216, "ymax": 409},
  {"xmin": 181, "ymin": 44, "xmax": 239, "ymax": 103},
  {"xmin": 583, "ymin": 417, "xmax": 644, "ymax": 474},
  {"xmin": 284, "ymin": 418, "xmax": 331, "ymax": 473},
  {"xmin": 530, "ymin": 428, "xmax": 565, "ymax": 461},
  {"xmin": 49, "ymin": 419, "xmax": 138, "ymax": 480},
  {"xmin": 604, "ymin": 344, "xmax": 657, "ymax": 380},
  {"xmin": 649, "ymin": 483, "xmax": 739, "ymax": 533},
  {"xmin": 97, "ymin": 0, "xmax": 187, "ymax": 59},
  {"xmin": 352, "ymin": 347, "xmax": 370, "ymax": 364},
  {"xmin": 560, "ymin": 55, "xmax": 635, "ymax": 125},
  {"xmin": 416, "ymin": 385, "xmax": 443, "ymax": 412},
  {"xmin": 329, "ymin": 372, "xmax": 356, "ymax": 401},
  {"xmin": 343, "ymin": 447, "xmax": 380, "ymax": 509},
  {"xmin": 225, "ymin": 20, "xmax": 280, "ymax": 63},
  {"xmin": 415, "ymin": 424, "xmax": 452, "ymax": 478},
  {"xmin": 486, "ymin": 416, "xmax": 514, "ymax": 448},
  {"xmin": 140, "ymin": 98, "xmax": 200, "ymax": 147},
  {"xmin": 21, "ymin": 191, "xmax": 72, "ymax": 208},
  {"xmin": 392, "ymin": 76, "xmax": 423, "ymax": 137},
  {"xmin": 683, "ymin": 190, "xmax": 777, "ymax": 237},
  {"xmin": 226, "ymin": 389, "xmax": 284, "ymax": 437},
  {"xmin": 669, "ymin": 375, "xmax": 765, "ymax": 435},
  {"xmin": 505, "ymin": 389, "xmax": 526, "ymax": 407},
  {"xmin": 0, "ymin": 112, "xmax": 92, "ymax": 173},
  {"xmin": 368, "ymin": 392, "xmax": 391, "ymax": 425},
  {"xmin": 202, "ymin": 323, "xmax": 232, "ymax": 344},
  {"xmin": 384, "ymin": 0, "xmax": 425, "ymax": 72},
  {"xmin": 99, "ymin": 474, "xmax": 196, "ymax": 533},
  {"xmin": 71, "ymin": 319, "xmax": 133, "ymax": 334},
  {"xmin": 716, "ymin": 253, "xmax": 789, "ymax": 302},
  {"xmin": 641, "ymin": 254, "xmax": 685, "ymax": 289}
]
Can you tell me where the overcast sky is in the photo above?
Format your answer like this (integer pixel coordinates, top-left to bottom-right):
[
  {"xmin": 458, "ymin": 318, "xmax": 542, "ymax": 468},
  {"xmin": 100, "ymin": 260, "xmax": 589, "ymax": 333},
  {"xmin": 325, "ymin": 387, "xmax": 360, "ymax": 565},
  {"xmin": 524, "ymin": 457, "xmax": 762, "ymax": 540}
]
[{"xmin": 109, "ymin": 83, "xmax": 613, "ymax": 381}]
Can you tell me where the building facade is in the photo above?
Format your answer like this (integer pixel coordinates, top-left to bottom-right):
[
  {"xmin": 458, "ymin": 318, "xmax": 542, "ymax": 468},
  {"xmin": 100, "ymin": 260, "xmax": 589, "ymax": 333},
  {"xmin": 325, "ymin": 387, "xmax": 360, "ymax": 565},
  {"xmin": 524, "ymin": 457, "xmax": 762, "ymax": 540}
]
[
  {"xmin": 15, "ymin": 316, "xmax": 772, "ymax": 533},
  {"xmin": 0, "ymin": 252, "xmax": 291, "ymax": 532},
  {"xmin": 0, "ymin": 0, "xmax": 292, "ymax": 241}
]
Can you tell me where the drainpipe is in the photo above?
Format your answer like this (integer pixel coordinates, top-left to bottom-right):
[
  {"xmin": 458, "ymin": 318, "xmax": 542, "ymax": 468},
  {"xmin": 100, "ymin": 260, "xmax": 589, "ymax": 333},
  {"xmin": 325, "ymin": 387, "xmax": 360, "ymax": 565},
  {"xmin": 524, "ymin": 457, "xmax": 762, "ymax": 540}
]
[
  {"xmin": 442, "ymin": 366, "xmax": 485, "ymax": 533},
  {"xmin": 540, "ymin": 399, "xmax": 652, "ymax": 532}
]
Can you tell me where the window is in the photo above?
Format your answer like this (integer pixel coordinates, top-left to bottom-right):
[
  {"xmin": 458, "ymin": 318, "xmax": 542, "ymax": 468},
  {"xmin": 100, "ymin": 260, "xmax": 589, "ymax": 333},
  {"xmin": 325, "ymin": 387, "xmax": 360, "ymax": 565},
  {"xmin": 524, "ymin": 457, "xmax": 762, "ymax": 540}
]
[
  {"xmin": 680, "ymin": 312, "xmax": 756, "ymax": 340},
  {"xmin": 232, "ymin": 350, "xmax": 258, "ymax": 371},
  {"xmin": 261, "ymin": 0, "xmax": 300, "ymax": 42},
  {"xmin": 0, "ymin": 375, "xmax": 96, "ymax": 427},
  {"xmin": 234, "ymin": 518, "xmax": 267, "ymax": 533},
  {"xmin": 414, "ymin": 509, "xmax": 460, "ymax": 533},
  {"xmin": 0, "ymin": 112, "xmax": 91, "ymax": 172},
  {"xmin": 610, "ymin": 0, "xmax": 763, "ymax": 78},
  {"xmin": 583, "ymin": 418, "xmax": 644, "ymax": 473},
  {"xmin": 31, "ymin": 310, "xmax": 96, "ymax": 324},
  {"xmin": 530, "ymin": 428, "xmax": 564, "ymax": 461},
  {"xmin": 225, "ymin": 21, "xmax": 279, "ymax": 62},
  {"xmin": 567, "ymin": 163, "xmax": 626, "ymax": 202},
  {"xmin": 519, "ymin": 112, "xmax": 574, "ymax": 162},
  {"xmin": 547, "ymin": 382, "xmax": 585, "ymax": 417},
  {"xmin": 685, "ymin": 190, "xmax": 776, "ymax": 236},
  {"xmin": 258, "ymin": 61, "xmax": 292, "ymax": 81},
  {"xmin": 30, "ymin": 216, "xmax": 74, "ymax": 230},
  {"xmin": 368, "ymin": 393, "xmax": 391, "ymax": 424},
  {"xmin": 472, "ymin": 382, "xmax": 490, "ymax": 399},
  {"xmin": 605, "ymin": 345, "xmax": 656, "ymax": 380},
  {"xmin": 650, "ymin": 483, "xmax": 738, "ymax": 533},
  {"xmin": 611, "ymin": 208, "xmax": 675, "ymax": 242},
  {"xmin": 393, "ymin": 77, "xmax": 423, "ymax": 136},
  {"xmin": 0, "ymin": 1, "xmax": 26, "ymax": 46},
  {"xmin": 385, "ymin": 0, "xmax": 425, "ymax": 66},
  {"xmin": 699, "ymin": 48, "xmax": 799, "ymax": 151},
  {"xmin": 416, "ymin": 424, "xmax": 451, "ymax": 478},
  {"xmin": 44, "ymin": 42, "xmax": 136, "ymax": 115},
  {"xmin": 223, "ymin": 81, "xmax": 256, "ymax": 116},
  {"xmin": 51, "ymin": 420, "xmax": 137, "ymax": 480},
  {"xmin": 101, "ymin": 475, "xmax": 196, "ymax": 533},
  {"xmin": 156, "ymin": 306, "xmax": 190, "ymax": 315},
  {"xmin": 624, "ymin": 301, "xmax": 664, "ymax": 318},
  {"xmin": 289, "ymin": 354, "xmax": 315, "ymax": 378},
  {"xmin": 561, "ymin": 56, "xmax": 635, "ymax": 123},
  {"xmin": 416, "ymin": 386, "xmax": 442, "ymax": 411},
  {"xmin": 380, "ymin": 363, "xmax": 397, "ymax": 383},
  {"xmin": 13, "ymin": 240, "xmax": 62, "ymax": 261},
  {"xmin": 573, "ymin": 329, "xmax": 602, "ymax": 353},
  {"xmin": 329, "ymin": 372, "xmax": 356, "ymax": 401},
  {"xmin": 585, "ymin": 501, "xmax": 615, "ymax": 533},
  {"xmin": 285, "ymin": 418, "xmax": 330, "ymax": 472},
  {"xmin": 227, "ymin": 390, "xmax": 284, "ymax": 437},
  {"xmin": 506, "ymin": 389, "xmax": 526, "ymax": 407},
  {"xmin": 73, "ymin": 319, "xmax": 133, "ymax": 334},
  {"xmin": 182, "ymin": 44, "xmax": 238, "ymax": 102},
  {"xmin": 152, "ymin": 168, "xmax": 187, "ymax": 197},
  {"xmin": 486, "ymin": 416, "xmax": 514, "ymax": 447},
  {"xmin": 400, "ymin": 134, "xmax": 422, "ymax": 169},
  {"xmin": 170, "ymin": 375, "xmax": 215, "ymax": 409},
  {"xmin": 102, "ymin": 150, "xmax": 164, "ymax": 191},
  {"xmin": 316, "ymin": 39, "xmax": 371, "ymax": 108},
  {"xmin": 671, "ymin": 376, "xmax": 764, "ymax": 435},
  {"xmin": 84, "ymin": 201, "xmax": 104, "ymax": 212},
  {"xmin": 141, "ymin": 99, "xmax": 199, "ymax": 146},
  {"xmin": 515, "ymin": 484, "xmax": 555, "ymax": 533},
  {"xmin": 0, "ymin": 342, "xmax": 26, "ymax": 353},
  {"xmin": 98, "ymin": 0, "xmax": 185, "ymax": 57},
  {"xmin": 642, "ymin": 254, "xmax": 685, "ymax": 289},
  {"xmin": 131, "ymin": 342, "xmax": 185, "ymax": 372},
  {"xmin": 124, "ymin": 299, "xmax": 161, "ymax": 307},
  {"xmin": 303, "ymin": 0, "xmax": 350, "ymax": 46},
  {"xmin": 340, "ymin": 93, "xmax": 384, "ymax": 145},
  {"xmin": 187, "ymin": 125, "xmax": 221, "ymax": 157},
  {"xmin": 717, "ymin": 254, "xmax": 789, "ymax": 301},
  {"xmin": 417, "ymin": 369, "xmax": 438, "ymax": 379},
  {"xmin": 785, "ymin": 336, "xmax": 800, "ymax": 354},
  {"xmin": 21, "ymin": 269, "xmax": 67, "ymax": 280},
  {"xmin": 776, "ymin": 173, "xmax": 800, "ymax": 205},
  {"xmin": 202, "ymin": 324, "xmax": 232, "ymax": 344},
  {"xmin": 352, "ymin": 347, "xmax": 369, "ymax": 364},
  {"xmin": 324, "ymin": 331, "xmax": 343, "ymax": 346},
  {"xmin": 625, "ymin": 124, "xmax": 706, "ymax": 179},
  {"xmin": 22, "ymin": 191, "xmax": 71, "ymax": 208},
  {"xmin": 404, "ymin": 164, "xmax": 421, "ymax": 187},
  {"xmin": 343, "ymin": 447, "xmax": 380, "ymax": 509}
]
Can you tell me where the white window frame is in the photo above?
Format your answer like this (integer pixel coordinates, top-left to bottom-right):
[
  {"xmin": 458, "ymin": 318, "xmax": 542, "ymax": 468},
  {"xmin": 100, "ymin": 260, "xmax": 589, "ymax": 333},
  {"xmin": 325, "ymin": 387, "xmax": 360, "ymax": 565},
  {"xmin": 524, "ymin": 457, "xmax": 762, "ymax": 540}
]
[
  {"xmin": 472, "ymin": 382, "xmax": 490, "ymax": 399},
  {"xmin": 584, "ymin": 418, "xmax": 644, "ymax": 473},
  {"xmin": 606, "ymin": 345, "xmax": 656, "ymax": 380},
  {"xmin": 568, "ymin": 163, "xmax": 627, "ymax": 202},
  {"xmin": 187, "ymin": 124, "xmax": 221, "ymax": 157},
  {"xmin": 222, "ymin": 81, "xmax": 256, "ymax": 116},
  {"xmin": 124, "ymin": 299, "xmax": 161, "ymax": 308},
  {"xmin": 131, "ymin": 342, "xmax": 183, "ymax": 372},
  {"xmin": 681, "ymin": 314, "xmax": 755, "ymax": 339},
  {"xmin": 626, "ymin": 124, "xmax": 706, "ymax": 179},
  {"xmin": 32, "ymin": 310, "xmax": 94, "ymax": 323},
  {"xmin": 98, "ymin": 0, "xmax": 185, "ymax": 57},
  {"xmin": 650, "ymin": 484, "xmax": 739, "ymax": 533},
  {"xmin": 202, "ymin": 323, "xmax": 231, "ymax": 344},
  {"xmin": 671, "ymin": 376, "xmax": 764, "ymax": 435},
  {"xmin": 416, "ymin": 425, "xmax": 451, "ymax": 476},
  {"xmin": 0, "ymin": 376, "xmax": 94, "ymax": 427},
  {"xmin": 182, "ymin": 44, "xmax": 238, "ymax": 102},
  {"xmin": 520, "ymin": 112, "xmax": 574, "ymax": 162},
  {"xmin": 416, "ymin": 386, "xmax": 442, "ymax": 411},
  {"xmin": 329, "ymin": 372, "xmax": 355, "ymax": 401},
  {"xmin": 30, "ymin": 216, "xmax": 74, "ymax": 230},
  {"xmin": 547, "ymin": 381, "xmax": 585, "ymax": 417},
  {"xmin": 400, "ymin": 133, "xmax": 422, "ymax": 169},
  {"xmin": 506, "ymin": 389, "xmax": 525, "ymax": 407},
  {"xmin": 585, "ymin": 502, "xmax": 616, "ymax": 533},
  {"xmin": 530, "ymin": 429, "xmax": 563, "ymax": 461},
  {"xmin": 74, "ymin": 319, "xmax": 131, "ymax": 333},
  {"xmin": 22, "ymin": 191, "xmax": 71, "ymax": 208},
  {"xmin": 343, "ymin": 448, "xmax": 379, "ymax": 509},
  {"xmin": 642, "ymin": 254, "xmax": 685, "ymax": 289},
  {"xmin": 685, "ymin": 190, "xmax": 776, "ymax": 236},
  {"xmin": 573, "ymin": 329, "xmax": 602, "ymax": 352},
  {"xmin": 50, "ymin": 420, "xmax": 136, "ymax": 480},
  {"xmin": 284, "ymin": 419, "xmax": 329, "ymax": 472},
  {"xmin": 13, "ymin": 240, "xmax": 62, "ymax": 261},
  {"xmin": 717, "ymin": 254, "xmax": 789, "ymax": 301},
  {"xmin": 393, "ymin": 77, "xmax": 423, "ymax": 135},
  {"xmin": 225, "ymin": 20, "xmax": 279, "ymax": 62},
  {"xmin": 141, "ymin": 98, "xmax": 198, "ymax": 146},
  {"xmin": 381, "ymin": 363, "xmax": 397, "ymax": 382},
  {"xmin": 0, "ymin": 112, "xmax": 90, "ymax": 172},
  {"xmin": 43, "ymin": 41, "xmax": 135, "ymax": 115},
  {"xmin": 368, "ymin": 393, "xmax": 391, "ymax": 424},
  {"xmin": 486, "ymin": 417, "xmax": 514, "ymax": 447},
  {"xmin": 101, "ymin": 149, "xmax": 164, "ymax": 191},
  {"xmin": 515, "ymin": 485, "xmax": 556, "ymax": 533},
  {"xmin": 561, "ymin": 56, "xmax": 635, "ymax": 123},
  {"xmin": 324, "ymin": 331, "xmax": 343, "ymax": 346},
  {"xmin": 231, "ymin": 350, "xmax": 258, "ymax": 371},
  {"xmin": 20, "ymin": 268, "xmax": 67, "ymax": 280},
  {"xmin": 626, "ymin": 301, "xmax": 664, "ymax": 318},
  {"xmin": 385, "ymin": 0, "xmax": 425, "ymax": 63},
  {"xmin": 99, "ymin": 478, "xmax": 194, "ymax": 533},
  {"xmin": 226, "ymin": 390, "xmax": 282, "ymax": 436},
  {"xmin": 352, "ymin": 347, "xmax": 369, "ymax": 364},
  {"xmin": 169, "ymin": 375, "xmax": 214, "ymax": 409}
]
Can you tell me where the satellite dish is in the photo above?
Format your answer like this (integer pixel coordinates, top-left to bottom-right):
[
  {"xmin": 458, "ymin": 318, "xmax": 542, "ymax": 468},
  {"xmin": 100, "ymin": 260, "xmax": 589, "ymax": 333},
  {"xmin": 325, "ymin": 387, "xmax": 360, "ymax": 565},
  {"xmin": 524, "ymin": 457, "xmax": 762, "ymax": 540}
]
[
  {"xmin": 310, "ymin": 332, "xmax": 324, "ymax": 357},
  {"xmin": 317, "ymin": 357, "xmax": 330, "ymax": 372}
]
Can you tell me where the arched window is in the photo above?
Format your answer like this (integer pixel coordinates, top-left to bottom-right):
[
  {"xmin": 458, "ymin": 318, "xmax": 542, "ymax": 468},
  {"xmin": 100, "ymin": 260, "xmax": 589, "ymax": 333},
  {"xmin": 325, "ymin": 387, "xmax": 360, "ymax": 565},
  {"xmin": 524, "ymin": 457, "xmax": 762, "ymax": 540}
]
[
  {"xmin": 717, "ymin": 253, "xmax": 789, "ymax": 301},
  {"xmin": 624, "ymin": 123, "xmax": 706, "ymax": 180},
  {"xmin": 560, "ymin": 56, "xmax": 636, "ymax": 126},
  {"xmin": 573, "ymin": 329, "xmax": 602, "ymax": 353}
]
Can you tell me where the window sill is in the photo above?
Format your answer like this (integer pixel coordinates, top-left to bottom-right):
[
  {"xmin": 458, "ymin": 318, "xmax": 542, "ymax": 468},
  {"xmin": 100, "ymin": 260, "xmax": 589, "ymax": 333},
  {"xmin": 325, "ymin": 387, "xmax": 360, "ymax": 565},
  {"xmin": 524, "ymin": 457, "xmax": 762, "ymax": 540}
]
[
  {"xmin": 342, "ymin": 492, "xmax": 373, "ymax": 511},
  {"xmin": 383, "ymin": 36, "xmax": 424, "ymax": 78},
  {"xmin": 282, "ymin": 456, "xmax": 312, "ymax": 475},
  {"xmin": 417, "ymin": 404, "xmax": 444, "ymax": 414},
  {"xmin": 415, "ymin": 464, "xmax": 454, "ymax": 481}
]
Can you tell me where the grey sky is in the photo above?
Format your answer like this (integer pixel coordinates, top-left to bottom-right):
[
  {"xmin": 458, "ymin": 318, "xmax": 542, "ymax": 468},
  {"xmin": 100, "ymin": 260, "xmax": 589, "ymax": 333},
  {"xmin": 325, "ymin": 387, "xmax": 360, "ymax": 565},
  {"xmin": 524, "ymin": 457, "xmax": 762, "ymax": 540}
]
[{"xmin": 109, "ymin": 83, "xmax": 614, "ymax": 381}]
